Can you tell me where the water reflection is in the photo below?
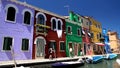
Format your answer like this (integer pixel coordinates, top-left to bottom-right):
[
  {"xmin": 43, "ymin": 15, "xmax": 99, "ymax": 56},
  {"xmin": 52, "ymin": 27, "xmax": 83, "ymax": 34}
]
[
  {"xmin": 80, "ymin": 60, "xmax": 120, "ymax": 68},
  {"xmin": 31, "ymin": 55, "xmax": 120, "ymax": 68}
]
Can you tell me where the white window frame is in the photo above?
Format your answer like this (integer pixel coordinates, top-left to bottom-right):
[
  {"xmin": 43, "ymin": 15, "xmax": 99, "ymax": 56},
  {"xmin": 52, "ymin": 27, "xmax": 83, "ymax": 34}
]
[
  {"xmin": 22, "ymin": 9, "xmax": 33, "ymax": 26},
  {"xmin": 21, "ymin": 38, "xmax": 30, "ymax": 52},
  {"xmin": 5, "ymin": 4, "xmax": 18, "ymax": 23},
  {"xmin": 59, "ymin": 41, "xmax": 65, "ymax": 52},
  {"xmin": 51, "ymin": 17, "xmax": 57, "ymax": 31},
  {"xmin": 36, "ymin": 12, "xmax": 47, "ymax": 24},
  {"xmin": 57, "ymin": 19, "xmax": 63, "ymax": 30},
  {"xmin": 2, "ymin": 36, "xmax": 14, "ymax": 52}
]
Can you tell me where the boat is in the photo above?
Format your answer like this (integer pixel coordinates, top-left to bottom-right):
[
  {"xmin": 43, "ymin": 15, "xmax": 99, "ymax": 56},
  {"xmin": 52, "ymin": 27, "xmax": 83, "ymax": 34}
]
[
  {"xmin": 85, "ymin": 55, "xmax": 103, "ymax": 64},
  {"xmin": 103, "ymin": 53, "xmax": 117, "ymax": 60},
  {"xmin": 116, "ymin": 59, "xmax": 120, "ymax": 65},
  {"xmin": 51, "ymin": 58, "xmax": 84, "ymax": 68}
]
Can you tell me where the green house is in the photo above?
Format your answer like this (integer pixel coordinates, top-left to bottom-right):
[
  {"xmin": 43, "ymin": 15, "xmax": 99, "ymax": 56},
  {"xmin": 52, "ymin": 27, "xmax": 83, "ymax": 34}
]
[{"xmin": 65, "ymin": 11, "xmax": 82, "ymax": 57}]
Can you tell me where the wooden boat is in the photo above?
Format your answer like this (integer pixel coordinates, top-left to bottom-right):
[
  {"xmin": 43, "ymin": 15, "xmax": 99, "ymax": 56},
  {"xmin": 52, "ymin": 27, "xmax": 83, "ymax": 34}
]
[
  {"xmin": 51, "ymin": 58, "xmax": 84, "ymax": 68},
  {"xmin": 103, "ymin": 53, "xmax": 117, "ymax": 60},
  {"xmin": 85, "ymin": 55, "xmax": 103, "ymax": 64},
  {"xmin": 116, "ymin": 59, "xmax": 120, "ymax": 65}
]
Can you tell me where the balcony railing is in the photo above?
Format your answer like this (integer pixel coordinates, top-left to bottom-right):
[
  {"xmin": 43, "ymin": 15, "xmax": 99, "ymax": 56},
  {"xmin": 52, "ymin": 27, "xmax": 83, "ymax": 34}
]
[{"xmin": 35, "ymin": 24, "xmax": 50, "ymax": 29}]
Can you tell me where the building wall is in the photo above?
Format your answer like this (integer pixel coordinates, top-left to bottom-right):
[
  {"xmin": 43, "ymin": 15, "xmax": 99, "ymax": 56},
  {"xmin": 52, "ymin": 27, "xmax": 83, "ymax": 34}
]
[
  {"xmin": 65, "ymin": 12, "xmax": 82, "ymax": 57},
  {"xmin": 108, "ymin": 31, "xmax": 119, "ymax": 52},
  {"xmin": 0, "ymin": 0, "xmax": 34, "ymax": 61},
  {"xmin": 89, "ymin": 17, "xmax": 102, "ymax": 43},
  {"xmin": 88, "ymin": 17, "xmax": 102, "ymax": 55},
  {"xmin": 65, "ymin": 19, "xmax": 82, "ymax": 57},
  {"xmin": 32, "ymin": 10, "xmax": 66, "ymax": 59},
  {"xmin": 80, "ymin": 16, "xmax": 92, "ymax": 55}
]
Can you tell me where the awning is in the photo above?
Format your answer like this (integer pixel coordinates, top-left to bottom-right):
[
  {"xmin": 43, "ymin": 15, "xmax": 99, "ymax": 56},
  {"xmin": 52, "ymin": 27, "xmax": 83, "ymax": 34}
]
[
  {"xmin": 88, "ymin": 32, "xmax": 91, "ymax": 36},
  {"xmin": 82, "ymin": 30, "xmax": 85, "ymax": 35},
  {"xmin": 95, "ymin": 43, "xmax": 105, "ymax": 46}
]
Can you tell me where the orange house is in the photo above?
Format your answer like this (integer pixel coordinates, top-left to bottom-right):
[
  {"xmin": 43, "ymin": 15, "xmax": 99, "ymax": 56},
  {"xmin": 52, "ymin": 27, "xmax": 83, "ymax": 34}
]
[{"xmin": 108, "ymin": 30, "xmax": 120, "ymax": 53}]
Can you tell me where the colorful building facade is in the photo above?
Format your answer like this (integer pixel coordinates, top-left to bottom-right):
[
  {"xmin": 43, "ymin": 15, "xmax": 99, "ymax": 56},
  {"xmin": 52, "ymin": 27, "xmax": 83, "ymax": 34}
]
[
  {"xmin": 102, "ymin": 29, "xmax": 111, "ymax": 53},
  {"xmin": 65, "ymin": 12, "xmax": 82, "ymax": 57},
  {"xmin": 32, "ymin": 7, "xmax": 66, "ymax": 59},
  {"xmin": 0, "ymin": 0, "xmax": 34, "ymax": 61},
  {"xmin": 88, "ymin": 17, "xmax": 104, "ymax": 55},
  {"xmin": 108, "ymin": 30, "xmax": 119, "ymax": 53},
  {"xmin": 79, "ymin": 16, "xmax": 92, "ymax": 55}
]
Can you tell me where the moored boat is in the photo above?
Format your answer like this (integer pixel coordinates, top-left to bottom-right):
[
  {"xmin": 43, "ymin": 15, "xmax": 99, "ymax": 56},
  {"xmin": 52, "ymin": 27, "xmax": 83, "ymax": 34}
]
[
  {"xmin": 85, "ymin": 55, "xmax": 103, "ymax": 64},
  {"xmin": 51, "ymin": 58, "xmax": 84, "ymax": 68},
  {"xmin": 103, "ymin": 53, "xmax": 117, "ymax": 60}
]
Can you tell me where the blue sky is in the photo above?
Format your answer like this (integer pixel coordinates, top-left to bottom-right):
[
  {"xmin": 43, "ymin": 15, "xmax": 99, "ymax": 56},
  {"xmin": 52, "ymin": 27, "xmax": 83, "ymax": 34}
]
[{"xmin": 19, "ymin": 0, "xmax": 120, "ymax": 37}]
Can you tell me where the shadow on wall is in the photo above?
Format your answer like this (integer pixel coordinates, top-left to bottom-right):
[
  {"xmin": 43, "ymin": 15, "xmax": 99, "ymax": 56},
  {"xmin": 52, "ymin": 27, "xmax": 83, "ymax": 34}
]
[{"xmin": 5, "ymin": 52, "xmax": 13, "ymax": 60}]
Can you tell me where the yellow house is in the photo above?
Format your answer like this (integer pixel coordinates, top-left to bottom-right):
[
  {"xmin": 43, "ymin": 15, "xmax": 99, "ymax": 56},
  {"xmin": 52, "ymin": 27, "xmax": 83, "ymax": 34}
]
[
  {"xmin": 87, "ymin": 17, "xmax": 103, "ymax": 55},
  {"xmin": 88, "ymin": 17, "xmax": 102, "ymax": 43},
  {"xmin": 108, "ymin": 31, "xmax": 120, "ymax": 53}
]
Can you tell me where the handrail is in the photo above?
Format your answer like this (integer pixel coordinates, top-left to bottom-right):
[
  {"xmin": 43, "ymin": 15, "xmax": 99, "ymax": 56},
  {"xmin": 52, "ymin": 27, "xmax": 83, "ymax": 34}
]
[{"xmin": 35, "ymin": 24, "xmax": 50, "ymax": 29}]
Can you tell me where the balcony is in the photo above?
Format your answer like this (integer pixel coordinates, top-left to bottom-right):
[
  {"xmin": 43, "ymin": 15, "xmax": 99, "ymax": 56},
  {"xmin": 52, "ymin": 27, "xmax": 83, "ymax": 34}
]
[
  {"xmin": 35, "ymin": 24, "xmax": 50, "ymax": 36},
  {"xmin": 35, "ymin": 24, "xmax": 50, "ymax": 29}
]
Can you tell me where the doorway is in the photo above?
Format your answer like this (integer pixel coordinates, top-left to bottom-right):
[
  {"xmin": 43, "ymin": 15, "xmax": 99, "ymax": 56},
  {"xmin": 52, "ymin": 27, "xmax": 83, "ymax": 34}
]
[{"xmin": 35, "ymin": 37, "xmax": 46, "ymax": 59}]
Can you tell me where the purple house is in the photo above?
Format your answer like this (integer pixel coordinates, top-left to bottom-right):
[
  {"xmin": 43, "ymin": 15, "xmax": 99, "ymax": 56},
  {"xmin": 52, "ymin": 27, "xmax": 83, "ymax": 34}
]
[{"xmin": 0, "ymin": 0, "xmax": 34, "ymax": 61}]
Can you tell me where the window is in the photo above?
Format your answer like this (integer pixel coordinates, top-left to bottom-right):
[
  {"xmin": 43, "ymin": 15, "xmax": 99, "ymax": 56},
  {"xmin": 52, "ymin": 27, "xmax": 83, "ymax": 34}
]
[
  {"xmin": 22, "ymin": 39, "xmax": 29, "ymax": 51},
  {"xmin": 91, "ymin": 33, "xmax": 94, "ymax": 38},
  {"xmin": 36, "ymin": 14, "xmax": 46, "ymax": 32},
  {"xmin": 24, "ymin": 11, "xmax": 31, "ymax": 25},
  {"xmin": 89, "ymin": 22, "xmax": 92, "ymax": 25},
  {"xmin": 79, "ymin": 19, "xmax": 83, "ymax": 23},
  {"xmin": 77, "ymin": 28, "xmax": 81, "ymax": 36},
  {"xmin": 3, "ymin": 37, "xmax": 13, "ymax": 51},
  {"xmin": 58, "ymin": 20, "xmax": 62, "ymax": 30},
  {"xmin": 86, "ymin": 22, "xmax": 89, "ymax": 25},
  {"xmin": 97, "ymin": 33, "xmax": 101, "ymax": 39},
  {"xmin": 49, "ymin": 41, "xmax": 56, "ymax": 50},
  {"xmin": 6, "ymin": 7, "xmax": 16, "ymax": 22},
  {"xmin": 67, "ymin": 26, "xmax": 72, "ymax": 34},
  {"xmin": 52, "ymin": 19, "xmax": 56, "ymax": 30},
  {"xmin": 60, "ymin": 42, "xmax": 65, "ymax": 51},
  {"xmin": 37, "ymin": 14, "xmax": 45, "ymax": 25}
]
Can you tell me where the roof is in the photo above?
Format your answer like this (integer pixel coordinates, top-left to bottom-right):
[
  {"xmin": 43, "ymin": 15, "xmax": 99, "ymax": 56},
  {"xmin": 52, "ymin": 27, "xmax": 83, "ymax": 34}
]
[{"xmin": 10, "ymin": 0, "xmax": 64, "ymax": 19}]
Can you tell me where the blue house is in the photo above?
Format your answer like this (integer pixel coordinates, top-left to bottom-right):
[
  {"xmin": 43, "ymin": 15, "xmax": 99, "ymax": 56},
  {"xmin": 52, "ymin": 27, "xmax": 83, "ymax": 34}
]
[{"xmin": 102, "ymin": 29, "xmax": 111, "ymax": 53}]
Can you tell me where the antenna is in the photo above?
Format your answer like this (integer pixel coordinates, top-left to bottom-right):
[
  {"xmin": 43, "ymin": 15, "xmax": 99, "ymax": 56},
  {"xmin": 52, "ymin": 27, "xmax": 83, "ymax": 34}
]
[{"xmin": 64, "ymin": 5, "xmax": 70, "ymax": 14}]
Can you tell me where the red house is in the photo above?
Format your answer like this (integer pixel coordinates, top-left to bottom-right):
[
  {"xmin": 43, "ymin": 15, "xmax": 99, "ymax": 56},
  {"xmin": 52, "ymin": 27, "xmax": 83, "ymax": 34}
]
[
  {"xmin": 32, "ymin": 8, "xmax": 66, "ymax": 59},
  {"xmin": 79, "ymin": 16, "xmax": 92, "ymax": 55}
]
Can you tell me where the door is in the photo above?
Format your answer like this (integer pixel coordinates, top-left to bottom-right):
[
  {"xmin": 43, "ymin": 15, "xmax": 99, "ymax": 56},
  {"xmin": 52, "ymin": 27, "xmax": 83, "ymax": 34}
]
[
  {"xmin": 84, "ymin": 43, "xmax": 86, "ymax": 55},
  {"xmin": 74, "ymin": 43, "xmax": 78, "ymax": 56},
  {"xmin": 69, "ymin": 43, "xmax": 73, "ymax": 57},
  {"xmin": 36, "ymin": 38, "xmax": 45, "ymax": 58}
]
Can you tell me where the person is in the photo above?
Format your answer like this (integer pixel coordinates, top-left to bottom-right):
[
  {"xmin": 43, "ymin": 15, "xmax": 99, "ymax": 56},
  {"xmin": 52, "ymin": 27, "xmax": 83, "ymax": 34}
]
[
  {"xmin": 69, "ymin": 48, "xmax": 73, "ymax": 57},
  {"xmin": 49, "ymin": 48, "xmax": 53, "ymax": 59},
  {"xmin": 80, "ymin": 49, "xmax": 83, "ymax": 56}
]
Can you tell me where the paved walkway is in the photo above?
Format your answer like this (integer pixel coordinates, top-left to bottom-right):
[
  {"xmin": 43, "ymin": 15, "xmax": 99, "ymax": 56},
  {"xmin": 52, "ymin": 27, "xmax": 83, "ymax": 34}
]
[{"xmin": 0, "ymin": 56, "xmax": 85, "ymax": 67}]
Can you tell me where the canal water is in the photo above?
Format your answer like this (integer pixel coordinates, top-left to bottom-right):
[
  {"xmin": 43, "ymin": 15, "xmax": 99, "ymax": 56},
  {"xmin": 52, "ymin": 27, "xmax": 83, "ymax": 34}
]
[{"xmin": 31, "ymin": 54, "xmax": 120, "ymax": 68}]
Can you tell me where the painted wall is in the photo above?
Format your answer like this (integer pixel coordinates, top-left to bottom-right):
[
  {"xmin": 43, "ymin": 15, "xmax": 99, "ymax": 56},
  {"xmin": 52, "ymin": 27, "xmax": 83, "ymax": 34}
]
[
  {"xmin": 0, "ymin": 0, "xmax": 34, "ymax": 61},
  {"xmin": 65, "ymin": 12, "xmax": 82, "ymax": 57},
  {"xmin": 88, "ymin": 17, "xmax": 102, "ymax": 55},
  {"xmin": 108, "ymin": 31, "xmax": 119, "ymax": 52},
  {"xmin": 32, "ymin": 10, "xmax": 66, "ymax": 59},
  {"xmin": 89, "ymin": 17, "xmax": 102, "ymax": 43},
  {"xmin": 102, "ymin": 29, "xmax": 111, "ymax": 53}
]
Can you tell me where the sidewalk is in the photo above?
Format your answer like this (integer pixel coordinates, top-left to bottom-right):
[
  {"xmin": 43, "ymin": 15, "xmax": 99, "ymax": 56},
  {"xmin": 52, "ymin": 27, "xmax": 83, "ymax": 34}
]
[{"xmin": 0, "ymin": 56, "xmax": 83, "ymax": 67}]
